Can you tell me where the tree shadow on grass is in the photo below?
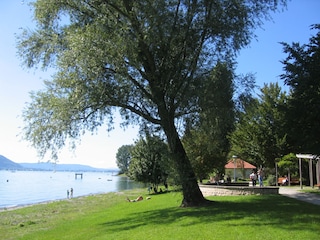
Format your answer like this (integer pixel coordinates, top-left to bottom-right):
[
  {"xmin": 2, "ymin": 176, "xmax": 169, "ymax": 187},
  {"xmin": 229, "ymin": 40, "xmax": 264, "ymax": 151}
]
[{"xmin": 98, "ymin": 194, "xmax": 320, "ymax": 234}]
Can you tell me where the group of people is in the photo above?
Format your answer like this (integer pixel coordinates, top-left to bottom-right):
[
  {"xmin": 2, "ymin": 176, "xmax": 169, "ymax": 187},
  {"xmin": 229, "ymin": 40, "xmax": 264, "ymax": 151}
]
[
  {"xmin": 67, "ymin": 187, "xmax": 73, "ymax": 199},
  {"xmin": 209, "ymin": 174, "xmax": 231, "ymax": 184},
  {"xmin": 250, "ymin": 169, "xmax": 264, "ymax": 187}
]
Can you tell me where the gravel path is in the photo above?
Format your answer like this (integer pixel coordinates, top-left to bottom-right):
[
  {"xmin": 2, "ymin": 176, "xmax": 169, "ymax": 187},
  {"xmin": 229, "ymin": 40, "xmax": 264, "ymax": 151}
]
[
  {"xmin": 279, "ymin": 187, "xmax": 320, "ymax": 205},
  {"xmin": 200, "ymin": 185, "xmax": 320, "ymax": 206}
]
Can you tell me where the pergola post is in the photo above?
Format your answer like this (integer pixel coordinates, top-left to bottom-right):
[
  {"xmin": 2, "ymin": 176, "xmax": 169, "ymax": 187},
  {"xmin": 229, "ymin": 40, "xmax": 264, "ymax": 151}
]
[
  {"xmin": 317, "ymin": 160, "xmax": 320, "ymax": 185},
  {"xmin": 296, "ymin": 154, "xmax": 319, "ymax": 189},
  {"xmin": 309, "ymin": 159, "xmax": 314, "ymax": 188}
]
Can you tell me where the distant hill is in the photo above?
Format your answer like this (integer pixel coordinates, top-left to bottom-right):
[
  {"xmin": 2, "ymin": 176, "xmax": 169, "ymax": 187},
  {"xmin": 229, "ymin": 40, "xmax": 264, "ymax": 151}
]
[
  {"xmin": 0, "ymin": 155, "xmax": 23, "ymax": 170},
  {"xmin": 19, "ymin": 162, "xmax": 114, "ymax": 172},
  {"xmin": 0, "ymin": 154, "xmax": 118, "ymax": 172}
]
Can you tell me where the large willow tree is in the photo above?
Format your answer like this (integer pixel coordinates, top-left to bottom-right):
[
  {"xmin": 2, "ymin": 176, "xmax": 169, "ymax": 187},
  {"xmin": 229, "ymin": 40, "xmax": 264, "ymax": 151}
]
[{"xmin": 18, "ymin": 0, "xmax": 285, "ymax": 207}]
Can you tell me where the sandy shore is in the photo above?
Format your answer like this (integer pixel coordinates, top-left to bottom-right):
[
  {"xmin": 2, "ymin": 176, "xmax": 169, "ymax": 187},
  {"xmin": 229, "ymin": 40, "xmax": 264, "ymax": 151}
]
[
  {"xmin": 0, "ymin": 191, "xmax": 127, "ymax": 212},
  {"xmin": 0, "ymin": 199, "xmax": 66, "ymax": 212}
]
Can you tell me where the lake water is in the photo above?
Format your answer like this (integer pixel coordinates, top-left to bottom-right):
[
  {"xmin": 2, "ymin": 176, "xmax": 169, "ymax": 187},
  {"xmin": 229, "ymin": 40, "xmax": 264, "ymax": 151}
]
[{"xmin": 0, "ymin": 170, "xmax": 144, "ymax": 209}]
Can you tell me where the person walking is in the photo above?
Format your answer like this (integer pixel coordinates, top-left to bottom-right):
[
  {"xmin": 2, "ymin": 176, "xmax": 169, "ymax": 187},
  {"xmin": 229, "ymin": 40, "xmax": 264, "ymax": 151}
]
[
  {"xmin": 250, "ymin": 170, "xmax": 257, "ymax": 186},
  {"xmin": 258, "ymin": 169, "xmax": 264, "ymax": 187},
  {"xmin": 70, "ymin": 188, "xmax": 73, "ymax": 198}
]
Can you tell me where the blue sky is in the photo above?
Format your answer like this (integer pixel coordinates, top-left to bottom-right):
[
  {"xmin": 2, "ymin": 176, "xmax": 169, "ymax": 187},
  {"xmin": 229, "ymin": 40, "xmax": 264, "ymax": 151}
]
[
  {"xmin": 236, "ymin": 0, "xmax": 320, "ymax": 90},
  {"xmin": 0, "ymin": 0, "xmax": 319, "ymax": 168}
]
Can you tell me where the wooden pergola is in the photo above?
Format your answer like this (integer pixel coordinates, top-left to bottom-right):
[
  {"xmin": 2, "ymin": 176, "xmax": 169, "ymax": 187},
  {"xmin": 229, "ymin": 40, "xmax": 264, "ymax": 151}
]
[{"xmin": 296, "ymin": 154, "xmax": 320, "ymax": 189}]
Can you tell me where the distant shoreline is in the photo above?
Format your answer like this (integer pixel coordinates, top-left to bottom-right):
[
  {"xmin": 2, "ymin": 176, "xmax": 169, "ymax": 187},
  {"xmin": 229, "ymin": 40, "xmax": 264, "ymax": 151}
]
[
  {"xmin": 0, "ymin": 168, "xmax": 119, "ymax": 173},
  {"xmin": 0, "ymin": 155, "xmax": 120, "ymax": 172}
]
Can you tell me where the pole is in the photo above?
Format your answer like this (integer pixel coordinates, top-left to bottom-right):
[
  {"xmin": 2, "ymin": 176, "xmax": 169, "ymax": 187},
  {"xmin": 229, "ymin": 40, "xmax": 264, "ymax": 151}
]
[
  {"xmin": 275, "ymin": 162, "xmax": 278, "ymax": 186},
  {"xmin": 309, "ymin": 159, "xmax": 314, "ymax": 188},
  {"xmin": 234, "ymin": 160, "xmax": 236, "ymax": 182},
  {"xmin": 232, "ymin": 155, "xmax": 237, "ymax": 182},
  {"xmin": 299, "ymin": 158, "xmax": 303, "ymax": 189},
  {"xmin": 317, "ymin": 160, "xmax": 320, "ymax": 185}
]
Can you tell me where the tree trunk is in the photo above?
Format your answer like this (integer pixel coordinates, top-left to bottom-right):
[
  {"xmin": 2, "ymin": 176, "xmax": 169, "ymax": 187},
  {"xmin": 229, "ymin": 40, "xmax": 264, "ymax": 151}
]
[{"xmin": 161, "ymin": 113, "xmax": 210, "ymax": 207}]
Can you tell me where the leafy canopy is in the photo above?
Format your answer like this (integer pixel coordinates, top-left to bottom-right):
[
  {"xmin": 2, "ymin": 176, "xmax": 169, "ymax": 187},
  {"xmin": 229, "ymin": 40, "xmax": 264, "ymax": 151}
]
[
  {"xmin": 17, "ymin": 0, "xmax": 286, "ymax": 206},
  {"xmin": 229, "ymin": 83, "xmax": 288, "ymax": 168},
  {"xmin": 128, "ymin": 135, "xmax": 170, "ymax": 188},
  {"xmin": 18, "ymin": 0, "xmax": 285, "ymax": 159},
  {"xmin": 183, "ymin": 62, "xmax": 235, "ymax": 181},
  {"xmin": 116, "ymin": 145, "xmax": 133, "ymax": 174}
]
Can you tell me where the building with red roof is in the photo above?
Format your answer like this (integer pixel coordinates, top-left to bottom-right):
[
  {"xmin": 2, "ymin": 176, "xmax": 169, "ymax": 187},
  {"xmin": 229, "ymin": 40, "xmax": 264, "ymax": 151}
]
[{"xmin": 225, "ymin": 158, "xmax": 256, "ymax": 180}]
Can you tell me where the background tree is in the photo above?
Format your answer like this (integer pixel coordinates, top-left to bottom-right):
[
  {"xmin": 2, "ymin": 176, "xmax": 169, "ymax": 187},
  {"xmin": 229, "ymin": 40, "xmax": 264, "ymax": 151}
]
[
  {"xmin": 281, "ymin": 24, "xmax": 320, "ymax": 155},
  {"xmin": 277, "ymin": 153, "xmax": 298, "ymax": 185},
  {"xmin": 229, "ymin": 95, "xmax": 261, "ymax": 163},
  {"xmin": 116, "ymin": 145, "xmax": 133, "ymax": 174},
  {"xmin": 128, "ymin": 135, "xmax": 170, "ymax": 191},
  {"xmin": 255, "ymin": 83, "xmax": 288, "ymax": 168},
  {"xmin": 183, "ymin": 62, "xmax": 235, "ymax": 182},
  {"xmin": 229, "ymin": 83, "xmax": 288, "ymax": 168},
  {"xmin": 183, "ymin": 128, "xmax": 218, "ymax": 183},
  {"xmin": 18, "ymin": 0, "xmax": 285, "ymax": 206}
]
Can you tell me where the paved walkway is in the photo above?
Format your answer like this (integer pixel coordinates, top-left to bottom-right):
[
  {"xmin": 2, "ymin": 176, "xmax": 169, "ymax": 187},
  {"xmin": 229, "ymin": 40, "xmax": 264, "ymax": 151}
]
[{"xmin": 279, "ymin": 187, "xmax": 320, "ymax": 205}]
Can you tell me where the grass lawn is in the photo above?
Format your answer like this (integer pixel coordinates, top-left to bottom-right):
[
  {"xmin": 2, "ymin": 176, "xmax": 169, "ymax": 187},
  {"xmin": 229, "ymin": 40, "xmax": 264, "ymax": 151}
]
[
  {"xmin": 300, "ymin": 188, "xmax": 320, "ymax": 195},
  {"xmin": 1, "ymin": 188, "xmax": 320, "ymax": 240}
]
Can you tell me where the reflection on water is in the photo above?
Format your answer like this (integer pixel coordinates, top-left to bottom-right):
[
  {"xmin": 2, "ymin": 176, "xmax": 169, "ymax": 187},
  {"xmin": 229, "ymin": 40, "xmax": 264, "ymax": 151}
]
[
  {"xmin": 116, "ymin": 176, "xmax": 146, "ymax": 191},
  {"xmin": 0, "ymin": 171, "xmax": 145, "ymax": 209}
]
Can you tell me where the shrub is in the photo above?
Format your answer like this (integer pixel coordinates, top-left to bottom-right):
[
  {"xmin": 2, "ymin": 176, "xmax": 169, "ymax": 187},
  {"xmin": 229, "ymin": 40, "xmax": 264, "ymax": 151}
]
[{"xmin": 267, "ymin": 174, "xmax": 276, "ymax": 186}]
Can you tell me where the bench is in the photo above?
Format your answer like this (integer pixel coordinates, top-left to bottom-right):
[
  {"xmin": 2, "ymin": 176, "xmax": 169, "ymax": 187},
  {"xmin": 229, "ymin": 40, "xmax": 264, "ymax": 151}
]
[
  {"xmin": 278, "ymin": 177, "xmax": 287, "ymax": 185},
  {"xmin": 278, "ymin": 177, "xmax": 299, "ymax": 186},
  {"xmin": 290, "ymin": 178, "xmax": 299, "ymax": 185},
  {"xmin": 314, "ymin": 184, "xmax": 320, "ymax": 189}
]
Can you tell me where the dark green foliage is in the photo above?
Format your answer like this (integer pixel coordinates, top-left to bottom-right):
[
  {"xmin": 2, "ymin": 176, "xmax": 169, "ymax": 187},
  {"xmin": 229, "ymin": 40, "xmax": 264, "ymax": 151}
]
[
  {"xmin": 116, "ymin": 145, "xmax": 133, "ymax": 174},
  {"xmin": 266, "ymin": 174, "xmax": 277, "ymax": 186},
  {"xmin": 128, "ymin": 135, "xmax": 170, "ymax": 190},
  {"xmin": 281, "ymin": 24, "xmax": 320, "ymax": 154},
  {"xmin": 277, "ymin": 153, "xmax": 299, "ymax": 178},
  {"xmin": 230, "ymin": 83, "xmax": 288, "ymax": 168},
  {"xmin": 183, "ymin": 63, "xmax": 235, "ymax": 181}
]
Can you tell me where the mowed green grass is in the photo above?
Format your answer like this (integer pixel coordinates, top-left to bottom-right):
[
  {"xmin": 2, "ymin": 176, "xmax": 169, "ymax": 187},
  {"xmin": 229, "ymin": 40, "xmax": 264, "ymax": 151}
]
[{"xmin": 1, "ymin": 188, "xmax": 320, "ymax": 240}]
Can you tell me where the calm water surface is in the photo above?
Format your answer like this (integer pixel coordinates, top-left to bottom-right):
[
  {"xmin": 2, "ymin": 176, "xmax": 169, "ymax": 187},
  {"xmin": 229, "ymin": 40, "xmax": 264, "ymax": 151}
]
[{"xmin": 0, "ymin": 170, "xmax": 144, "ymax": 209}]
